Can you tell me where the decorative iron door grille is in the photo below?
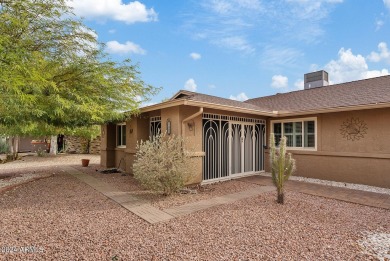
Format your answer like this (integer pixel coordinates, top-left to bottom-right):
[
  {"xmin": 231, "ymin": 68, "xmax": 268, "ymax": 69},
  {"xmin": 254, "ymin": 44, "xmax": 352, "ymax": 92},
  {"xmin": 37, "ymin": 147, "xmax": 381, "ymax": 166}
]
[
  {"xmin": 202, "ymin": 113, "xmax": 265, "ymax": 181},
  {"xmin": 150, "ymin": 116, "xmax": 161, "ymax": 138}
]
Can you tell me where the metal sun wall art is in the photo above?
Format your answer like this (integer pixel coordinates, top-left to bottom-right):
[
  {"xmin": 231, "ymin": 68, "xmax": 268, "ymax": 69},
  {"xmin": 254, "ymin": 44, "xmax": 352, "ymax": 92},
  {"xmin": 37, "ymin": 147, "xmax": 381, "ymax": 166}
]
[{"xmin": 340, "ymin": 117, "xmax": 368, "ymax": 141}]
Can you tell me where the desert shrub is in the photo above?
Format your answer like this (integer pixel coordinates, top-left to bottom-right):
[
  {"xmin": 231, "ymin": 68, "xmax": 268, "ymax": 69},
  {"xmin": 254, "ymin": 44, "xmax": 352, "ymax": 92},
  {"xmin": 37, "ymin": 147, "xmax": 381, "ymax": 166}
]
[
  {"xmin": 36, "ymin": 147, "xmax": 47, "ymax": 157},
  {"xmin": 270, "ymin": 133, "xmax": 296, "ymax": 204},
  {"xmin": 133, "ymin": 133, "xmax": 196, "ymax": 196}
]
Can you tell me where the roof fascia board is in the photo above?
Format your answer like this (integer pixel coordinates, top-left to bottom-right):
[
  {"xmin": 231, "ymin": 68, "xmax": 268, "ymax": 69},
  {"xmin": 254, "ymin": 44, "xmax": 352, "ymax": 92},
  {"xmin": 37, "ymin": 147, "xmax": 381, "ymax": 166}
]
[
  {"xmin": 140, "ymin": 99, "xmax": 186, "ymax": 112},
  {"xmin": 274, "ymin": 102, "xmax": 390, "ymax": 117},
  {"xmin": 184, "ymin": 100, "xmax": 275, "ymax": 116},
  {"xmin": 140, "ymin": 99, "xmax": 275, "ymax": 116}
]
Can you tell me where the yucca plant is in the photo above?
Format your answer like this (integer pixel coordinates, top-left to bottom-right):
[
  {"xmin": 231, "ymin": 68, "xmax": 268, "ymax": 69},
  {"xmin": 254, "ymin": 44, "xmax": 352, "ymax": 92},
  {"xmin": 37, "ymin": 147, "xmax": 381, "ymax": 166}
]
[{"xmin": 269, "ymin": 133, "xmax": 296, "ymax": 204}]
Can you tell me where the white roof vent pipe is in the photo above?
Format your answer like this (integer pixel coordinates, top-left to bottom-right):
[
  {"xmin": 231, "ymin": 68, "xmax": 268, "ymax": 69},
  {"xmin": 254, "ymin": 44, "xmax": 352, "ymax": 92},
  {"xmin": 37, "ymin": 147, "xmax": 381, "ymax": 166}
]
[{"xmin": 304, "ymin": 70, "xmax": 329, "ymax": 89}]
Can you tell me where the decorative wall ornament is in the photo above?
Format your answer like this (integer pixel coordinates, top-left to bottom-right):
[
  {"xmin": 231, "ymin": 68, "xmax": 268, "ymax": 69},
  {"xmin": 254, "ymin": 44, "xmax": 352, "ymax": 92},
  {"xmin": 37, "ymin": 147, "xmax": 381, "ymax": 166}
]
[{"xmin": 340, "ymin": 117, "xmax": 368, "ymax": 141}]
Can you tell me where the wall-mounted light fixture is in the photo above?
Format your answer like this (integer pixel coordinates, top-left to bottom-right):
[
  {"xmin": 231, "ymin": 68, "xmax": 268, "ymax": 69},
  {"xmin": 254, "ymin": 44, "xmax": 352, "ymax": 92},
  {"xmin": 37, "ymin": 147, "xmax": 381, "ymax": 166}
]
[
  {"xmin": 167, "ymin": 119, "xmax": 171, "ymax": 135},
  {"xmin": 187, "ymin": 120, "xmax": 194, "ymax": 131},
  {"xmin": 129, "ymin": 128, "xmax": 133, "ymax": 134}
]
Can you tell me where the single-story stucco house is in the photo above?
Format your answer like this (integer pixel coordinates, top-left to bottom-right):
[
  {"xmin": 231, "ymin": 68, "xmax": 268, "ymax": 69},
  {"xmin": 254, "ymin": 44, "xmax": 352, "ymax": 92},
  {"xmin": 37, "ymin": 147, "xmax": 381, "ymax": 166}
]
[{"xmin": 101, "ymin": 71, "xmax": 390, "ymax": 188}]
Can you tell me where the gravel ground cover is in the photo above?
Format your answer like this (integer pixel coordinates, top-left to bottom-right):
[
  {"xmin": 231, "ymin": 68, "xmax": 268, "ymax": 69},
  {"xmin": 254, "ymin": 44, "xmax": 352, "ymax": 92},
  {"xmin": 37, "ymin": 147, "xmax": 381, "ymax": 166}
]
[
  {"xmin": 260, "ymin": 172, "xmax": 390, "ymax": 195},
  {"xmin": 0, "ymin": 172, "xmax": 388, "ymax": 260},
  {"xmin": 0, "ymin": 154, "xmax": 389, "ymax": 260},
  {"xmin": 75, "ymin": 163, "xmax": 259, "ymax": 210}
]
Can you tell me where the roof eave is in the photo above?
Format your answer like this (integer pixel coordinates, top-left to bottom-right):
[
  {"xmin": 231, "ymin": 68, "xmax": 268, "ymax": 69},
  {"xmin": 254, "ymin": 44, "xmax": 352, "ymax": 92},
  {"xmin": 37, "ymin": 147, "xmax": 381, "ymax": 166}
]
[
  {"xmin": 275, "ymin": 102, "xmax": 390, "ymax": 117},
  {"xmin": 140, "ymin": 99, "xmax": 186, "ymax": 112},
  {"xmin": 140, "ymin": 99, "xmax": 275, "ymax": 116}
]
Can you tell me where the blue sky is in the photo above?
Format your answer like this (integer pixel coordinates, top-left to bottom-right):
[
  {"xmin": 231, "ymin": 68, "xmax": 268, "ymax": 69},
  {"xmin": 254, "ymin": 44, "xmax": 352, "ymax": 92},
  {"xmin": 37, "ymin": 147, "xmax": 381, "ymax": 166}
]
[{"xmin": 67, "ymin": 0, "xmax": 390, "ymax": 105}]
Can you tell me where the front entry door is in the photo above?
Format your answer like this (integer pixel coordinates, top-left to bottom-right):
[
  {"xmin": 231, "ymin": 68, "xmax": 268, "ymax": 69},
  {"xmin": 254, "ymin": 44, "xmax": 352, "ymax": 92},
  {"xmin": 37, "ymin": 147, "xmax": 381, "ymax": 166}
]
[
  {"xmin": 202, "ymin": 114, "xmax": 265, "ymax": 182},
  {"xmin": 230, "ymin": 123, "xmax": 254, "ymax": 175}
]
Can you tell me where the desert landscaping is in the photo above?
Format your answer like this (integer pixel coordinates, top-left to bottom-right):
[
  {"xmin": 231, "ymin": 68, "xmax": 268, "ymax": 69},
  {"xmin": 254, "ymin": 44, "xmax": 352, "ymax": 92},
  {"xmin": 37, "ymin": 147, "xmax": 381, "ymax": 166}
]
[{"xmin": 0, "ymin": 154, "xmax": 389, "ymax": 260}]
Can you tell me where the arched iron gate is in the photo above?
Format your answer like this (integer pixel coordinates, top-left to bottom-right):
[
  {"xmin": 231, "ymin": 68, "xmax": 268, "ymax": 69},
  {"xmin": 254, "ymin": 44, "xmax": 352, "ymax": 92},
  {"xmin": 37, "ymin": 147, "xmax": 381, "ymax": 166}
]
[{"xmin": 202, "ymin": 113, "xmax": 266, "ymax": 182}]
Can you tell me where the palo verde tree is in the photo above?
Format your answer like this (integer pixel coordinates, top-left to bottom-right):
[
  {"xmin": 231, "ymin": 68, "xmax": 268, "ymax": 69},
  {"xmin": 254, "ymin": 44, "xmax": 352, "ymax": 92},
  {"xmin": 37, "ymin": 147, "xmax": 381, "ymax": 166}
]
[
  {"xmin": 269, "ymin": 133, "xmax": 296, "ymax": 204},
  {"xmin": 0, "ymin": 0, "xmax": 159, "ymax": 158}
]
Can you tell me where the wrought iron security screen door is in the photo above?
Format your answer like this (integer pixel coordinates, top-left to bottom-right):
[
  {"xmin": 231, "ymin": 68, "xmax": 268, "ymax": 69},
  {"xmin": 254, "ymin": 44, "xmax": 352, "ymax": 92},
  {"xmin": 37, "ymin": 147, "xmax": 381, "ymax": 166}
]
[
  {"xmin": 202, "ymin": 118, "xmax": 229, "ymax": 180},
  {"xmin": 231, "ymin": 123, "xmax": 255, "ymax": 175},
  {"xmin": 202, "ymin": 113, "xmax": 265, "ymax": 182},
  {"xmin": 230, "ymin": 123, "xmax": 242, "ymax": 174}
]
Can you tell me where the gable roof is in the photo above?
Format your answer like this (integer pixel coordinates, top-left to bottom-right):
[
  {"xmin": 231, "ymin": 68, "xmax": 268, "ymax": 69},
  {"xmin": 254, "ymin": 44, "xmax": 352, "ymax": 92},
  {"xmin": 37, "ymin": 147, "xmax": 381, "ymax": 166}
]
[
  {"xmin": 141, "ymin": 89, "xmax": 275, "ymax": 116},
  {"xmin": 142, "ymin": 75, "xmax": 390, "ymax": 117},
  {"xmin": 245, "ymin": 75, "xmax": 390, "ymax": 114},
  {"xmin": 170, "ymin": 90, "xmax": 270, "ymax": 111}
]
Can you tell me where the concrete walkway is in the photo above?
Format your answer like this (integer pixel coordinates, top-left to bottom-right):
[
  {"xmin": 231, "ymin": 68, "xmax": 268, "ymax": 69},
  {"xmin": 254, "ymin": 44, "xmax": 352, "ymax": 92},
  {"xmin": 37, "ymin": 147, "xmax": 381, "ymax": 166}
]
[
  {"xmin": 63, "ymin": 166, "xmax": 174, "ymax": 224},
  {"xmin": 164, "ymin": 186, "xmax": 274, "ymax": 217},
  {"xmin": 240, "ymin": 175, "xmax": 390, "ymax": 210},
  {"xmin": 64, "ymin": 167, "xmax": 389, "ymax": 224},
  {"xmin": 64, "ymin": 166, "xmax": 274, "ymax": 224}
]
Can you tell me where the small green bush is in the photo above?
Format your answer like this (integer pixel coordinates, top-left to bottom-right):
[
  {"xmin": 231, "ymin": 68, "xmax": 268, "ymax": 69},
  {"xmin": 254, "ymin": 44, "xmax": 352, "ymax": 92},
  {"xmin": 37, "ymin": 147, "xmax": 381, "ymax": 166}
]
[
  {"xmin": 36, "ymin": 147, "xmax": 47, "ymax": 157},
  {"xmin": 133, "ymin": 133, "xmax": 196, "ymax": 196},
  {"xmin": 270, "ymin": 133, "xmax": 296, "ymax": 204},
  {"xmin": 0, "ymin": 139, "xmax": 9, "ymax": 154}
]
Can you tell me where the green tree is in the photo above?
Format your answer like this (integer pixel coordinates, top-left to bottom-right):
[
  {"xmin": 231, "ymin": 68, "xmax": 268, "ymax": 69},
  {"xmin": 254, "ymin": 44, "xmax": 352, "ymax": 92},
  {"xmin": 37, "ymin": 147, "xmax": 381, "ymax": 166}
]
[
  {"xmin": 269, "ymin": 133, "xmax": 296, "ymax": 204},
  {"xmin": 0, "ymin": 0, "xmax": 158, "ymax": 158}
]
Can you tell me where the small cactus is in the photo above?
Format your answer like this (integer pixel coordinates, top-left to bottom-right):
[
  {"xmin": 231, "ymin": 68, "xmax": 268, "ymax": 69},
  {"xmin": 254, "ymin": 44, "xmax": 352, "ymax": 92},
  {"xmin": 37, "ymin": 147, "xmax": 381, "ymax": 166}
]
[{"xmin": 269, "ymin": 133, "xmax": 296, "ymax": 204}]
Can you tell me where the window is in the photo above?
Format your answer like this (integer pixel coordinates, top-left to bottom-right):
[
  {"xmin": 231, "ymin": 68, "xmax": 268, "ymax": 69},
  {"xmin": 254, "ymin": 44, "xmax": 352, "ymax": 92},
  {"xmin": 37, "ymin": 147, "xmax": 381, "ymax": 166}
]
[
  {"xmin": 150, "ymin": 116, "xmax": 161, "ymax": 139},
  {"xmin": 117, "ymin": 124, "xmax": 126, "ymax": 147},
  {"xmin": 272, "ymin": 118, "xmax": 316, "ymax": 149}
]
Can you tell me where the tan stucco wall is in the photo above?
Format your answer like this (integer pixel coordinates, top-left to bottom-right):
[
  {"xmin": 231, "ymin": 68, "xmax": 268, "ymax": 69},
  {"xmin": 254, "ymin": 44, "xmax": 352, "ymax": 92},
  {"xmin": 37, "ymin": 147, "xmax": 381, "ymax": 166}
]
[
  {"xmin": 102, "ymin": 105, "xmax": 390, "ymax": 188},
  {"xmin": 266, "ymin": 108, "xmax": 390, "ymax": 188},
  {"xmin": 100, "ymin": 106, "xmax": 204, "ymax": 184},
  {"xmin": 124, "ymin": 115, "xmax": 149, "ymax": 173},
  {"xmin": 100, "ymin": 123, "xmax": 116, "ymax": 168}
]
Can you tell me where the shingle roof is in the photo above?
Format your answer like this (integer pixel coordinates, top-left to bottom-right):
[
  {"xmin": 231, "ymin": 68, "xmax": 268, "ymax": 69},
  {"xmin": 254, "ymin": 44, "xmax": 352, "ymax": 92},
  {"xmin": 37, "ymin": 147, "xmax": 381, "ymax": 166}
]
[
  {"xmin": 245, "ymin": 75, "xmax": 390, "ymax": 113},
  {"xmin": 172, "ymin": 90, "xmax": 272, "ymax": 112}
]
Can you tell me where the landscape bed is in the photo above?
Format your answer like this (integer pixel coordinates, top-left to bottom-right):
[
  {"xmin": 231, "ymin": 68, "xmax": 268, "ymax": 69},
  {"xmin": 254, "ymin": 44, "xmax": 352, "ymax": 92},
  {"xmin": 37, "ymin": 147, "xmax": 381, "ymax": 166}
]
[{"xmin": 0, "ymin": 154, "xmax": 388, "ymax": 260}]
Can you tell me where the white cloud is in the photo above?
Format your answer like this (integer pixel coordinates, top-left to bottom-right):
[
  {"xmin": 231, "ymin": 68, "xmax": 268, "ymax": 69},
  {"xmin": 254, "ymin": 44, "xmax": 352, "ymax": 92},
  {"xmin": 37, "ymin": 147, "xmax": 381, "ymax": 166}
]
[
  {"xmin": 208, "ymin": 84, "xmax": 216, "ymax": 89},
  {"xmin": 261, "ymin": 46, "xmax": 304, "ymax": 68},
  {"xmin": 106, "ymin": 41, "xmax": 146, "ymax": 54},
  {"xmin": 184, "ymin": 78, "xmax": 197, "ymax": 92},
  {"xmin": 384, "ymin": 0, "xmax": 390, "ymax": 9},
  {"xmin": 214, "ymin": 36, "xmax": 255, "ymax": 53},
  {"xmin": 206, "ymin": 0, "xmax": 261, "ymax": 15},
  {"xmin": 229, "ymin": 92, "xmax": 249, "ymax": 101},
  {"xmin": 108, "ymin": 29, "xmax": 116, "ymax": 34},
  {"xmin": 141, "ymin": 101, "xmax": 157, "ymax": 107},
  {"xmin": 325, "ymin": 47, "xmax": 389, "ymax": 84},
  {"xmin": 190, "ymin": 52, "xmax": 201, "ymax": 60},
  {"xmin": 294, "ymin": 80, "xmax": 304, "ymax": 90},
  {"xmin": 67, "ymin": 0, "xmax": 157, "ymax": 24},
  {"xmin": 271, "ymin": 75, "xmax": 289, "ymax": 89},
  {"xmin": 187, "ymin": 0, "xmax": 342, "ymax": 57},
  {"xmin": 367, "ymin": 42, "xmax": 390, "ymax": 63},
  {"xmin": 376, "ymin": 20, "xmax": 384, "ymax": 31}
]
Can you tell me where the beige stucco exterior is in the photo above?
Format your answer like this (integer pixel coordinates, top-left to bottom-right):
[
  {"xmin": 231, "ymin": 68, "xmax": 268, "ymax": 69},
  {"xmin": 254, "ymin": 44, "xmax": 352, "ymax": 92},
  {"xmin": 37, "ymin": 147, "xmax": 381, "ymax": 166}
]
[
  {"xmin": 101, "ymin": 103, "xmax": 390, "ymax": 188},
  {"xmin": 265, "ymin": 107, "xmax": 390, "ymax": 188}
]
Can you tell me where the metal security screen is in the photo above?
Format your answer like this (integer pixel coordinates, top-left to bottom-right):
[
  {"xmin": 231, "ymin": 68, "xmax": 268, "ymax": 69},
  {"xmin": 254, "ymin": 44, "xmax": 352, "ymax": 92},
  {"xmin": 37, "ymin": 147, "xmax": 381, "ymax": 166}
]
[
  {"xmin": 202, "ymin": 113, "xmax": 265, "ymax": 182},
  {"xmin": 150, "ymin": 116, "xmax": 161, "ymax": 138}
]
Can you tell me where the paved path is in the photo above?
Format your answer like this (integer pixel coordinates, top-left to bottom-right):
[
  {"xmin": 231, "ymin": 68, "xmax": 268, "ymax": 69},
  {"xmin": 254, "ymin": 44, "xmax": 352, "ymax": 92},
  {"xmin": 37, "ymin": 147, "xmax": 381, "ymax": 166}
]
[
  {"xmin": 64, "ymin": 167, "xmax": 389, "ymax": 224},
  {"xmin": 64, "ymin": 166, "xmax": 274, "ymax": 224},
  {"xmin": 165, "ymin": 186, "xmax": 274, "ymax": 217},
  {"xmin": 63, "ymin": 166, "xmax": 174, "ymax": 224},
  {"xmin": 240, "ymin": 175, "xmax": 390, "ymax": 210}
]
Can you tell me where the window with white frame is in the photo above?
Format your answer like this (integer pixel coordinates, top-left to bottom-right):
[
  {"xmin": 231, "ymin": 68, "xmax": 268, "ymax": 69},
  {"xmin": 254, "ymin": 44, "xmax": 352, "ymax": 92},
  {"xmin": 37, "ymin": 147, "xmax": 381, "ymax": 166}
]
[
  {"xmin": 117, "ymin": 123, "xmax": 126, "ymax": 147},
  {"xmin": 272, "ymin": 118, "xmax": 316, "ymax": 149}
]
